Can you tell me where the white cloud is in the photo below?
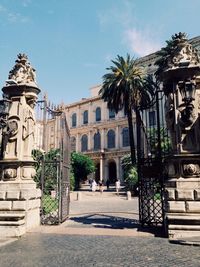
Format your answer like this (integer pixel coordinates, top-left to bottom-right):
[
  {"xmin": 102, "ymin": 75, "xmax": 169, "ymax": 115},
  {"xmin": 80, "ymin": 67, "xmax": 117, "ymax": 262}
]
[
  {"xmin": 0, "ymin": 4, "xmax": 30, "ymax": 24},
  {"xmin": 98, "ymin": 0, "xmax": 161, "ymax": 57},
  {"xmin": 124, "ymin": 28, "xmax": 161, "ymax": 56}
]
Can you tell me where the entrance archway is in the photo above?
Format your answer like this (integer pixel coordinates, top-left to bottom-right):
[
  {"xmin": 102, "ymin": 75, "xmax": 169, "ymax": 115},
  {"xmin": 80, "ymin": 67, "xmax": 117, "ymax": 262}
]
[
  {"xmin": 95, "ymin": 163, "xmax": 100, "ymax": 182},
  {"xmin": 108, "ymin": 161, "xmax": 117, "ymax": 184}
]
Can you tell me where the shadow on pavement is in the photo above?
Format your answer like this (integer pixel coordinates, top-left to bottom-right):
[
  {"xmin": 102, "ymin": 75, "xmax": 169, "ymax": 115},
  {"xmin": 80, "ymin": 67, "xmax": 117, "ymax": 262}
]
[
  {"xmin": 70, "ymin": 213, "xmax": 139, "ymax": 229},
  {"xmin": 69, "ymin": 213, "xmax": 166, "ymax": 237}
]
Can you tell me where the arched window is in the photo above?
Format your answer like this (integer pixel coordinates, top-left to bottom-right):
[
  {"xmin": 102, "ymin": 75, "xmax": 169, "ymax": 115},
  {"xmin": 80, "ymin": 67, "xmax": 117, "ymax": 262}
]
[
  {"xmin": 95, "ymin": 107, "xmax": 101, "ymax": 122},
  {"xmin": 81, "ymin": 134, "xmax": 88, "ymax": 152},
  {"xmin": 107, "ymin": 129, "xmax": 115, "ymax": 148},
  {"xmin": 83, "ymin": 110, "xmax": 88, "ymax": 124},
  {"xmin": 122, "ymin": 127, "xmax": 130, "ymax": 147},
  {"xmin": 109, "ymin": 109, "xmax": 115, "ymax": 119},
  {"xmin": 70, "ymin": 136, "xmax": 76, "ymax": 151},
  {"xmin": 72, "ymin": 113, "xmax": 77, "ymax": 127},
  {"xmin": 94, "ymin": 132, "xmax": 101, "ymax": 150}
]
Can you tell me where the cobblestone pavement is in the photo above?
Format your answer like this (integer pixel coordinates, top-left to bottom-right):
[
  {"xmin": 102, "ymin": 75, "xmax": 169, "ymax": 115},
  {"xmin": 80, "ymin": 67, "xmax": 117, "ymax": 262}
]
[
  {"xmin": 0, "ymin": 233, "xmax": 200, "ymax": 267},
  {"xmin": 0, "ymin": 188, "xmax": 199, "ymax": 267}
]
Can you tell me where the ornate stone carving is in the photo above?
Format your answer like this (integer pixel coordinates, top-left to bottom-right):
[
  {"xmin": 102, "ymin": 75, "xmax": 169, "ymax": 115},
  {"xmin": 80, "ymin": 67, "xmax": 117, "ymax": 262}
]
[
  {"xmin": 2, "ymin": 116, "xmax": 19, "ymax": 159},
  {"xmin": 178, "ymin": 103, "xmax": 196, "ymax": 129},
  {"xmin": 183, "ymin": 163, "xmax": 200, "ymax": 176},
  {"xmin": 4, "ymin": 168, "xmax": 17, "ymax": 179},
  {"xmin": 7, "ymin": 53, "xmax": 37, "ymax": 87},
  {"xmin": 168, "ymin": 33, "xmax": 200, "ymax": 69}
]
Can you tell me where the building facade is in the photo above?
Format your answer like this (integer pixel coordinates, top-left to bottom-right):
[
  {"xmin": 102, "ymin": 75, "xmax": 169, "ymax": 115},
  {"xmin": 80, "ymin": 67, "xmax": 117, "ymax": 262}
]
[
  {"xmin": 65, "ymin": 85, "xmax": 135, "ymax": 183},
  {"xmin": 36, "ymin": 36, "xmax": 200, "ymax": 184}
]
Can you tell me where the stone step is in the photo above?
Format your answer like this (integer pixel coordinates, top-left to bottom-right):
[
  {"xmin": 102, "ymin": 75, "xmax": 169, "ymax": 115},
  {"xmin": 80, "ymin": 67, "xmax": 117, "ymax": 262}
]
[
  {"xmin": 0, "ymin": 212, "xmax": 25, "ymax": 221},
  {"xmin": 0, "ymin": 219, "xmax": 25, "ymax": 226}
]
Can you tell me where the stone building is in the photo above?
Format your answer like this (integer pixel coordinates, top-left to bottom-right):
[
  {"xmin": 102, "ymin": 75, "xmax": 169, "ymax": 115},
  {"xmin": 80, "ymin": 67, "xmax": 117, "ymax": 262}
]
[
  {"xmin": 36, "ymin": 36, "xmax": 200, "ymax": 184},
  {"xmin": 64, "ymin": 85, "xmax": 134, "ymax": 184}
]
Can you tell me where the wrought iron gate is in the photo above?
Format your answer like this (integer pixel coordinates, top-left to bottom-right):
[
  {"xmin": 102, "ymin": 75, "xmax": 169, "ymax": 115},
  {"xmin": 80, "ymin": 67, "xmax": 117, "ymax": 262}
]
[
  {"xmin": 35, "ymin": 98, "xmax": 70, "ymax": 225},
  {"xmin": 137, "ymin": 90, "xmax": 171, "ymax": 227}
]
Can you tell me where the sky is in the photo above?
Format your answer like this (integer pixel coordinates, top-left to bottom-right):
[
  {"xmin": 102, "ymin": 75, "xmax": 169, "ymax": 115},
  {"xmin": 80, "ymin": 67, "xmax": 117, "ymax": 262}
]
[{"xmin": 0, "ymin": 0, "xmax": 200, "ymax": 105}]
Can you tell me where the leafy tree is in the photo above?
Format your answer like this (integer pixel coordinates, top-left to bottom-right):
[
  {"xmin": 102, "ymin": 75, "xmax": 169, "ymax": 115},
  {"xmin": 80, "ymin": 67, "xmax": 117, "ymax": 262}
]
[
  {"xmin": 99, "ymin": 54, "xmax": 155, "ymax": 165},
  {"xmin": 32, "ymin": 149, "xmax": 43, "ymax": 187},
  {"xmin": 148, "ymin": 127, "xmax": 172, "ymax": 157},
  {"xmin": 70, "ymin": 170, "xmax": 75, "ymax": 191},
  {"xmin": 121, "ymin": 154, "xmax": 138, "ymax": 194},
  {"xmin": 32, "ymin": 148, "xmax": 60, "ymax": 194},
  {"xmin": 71, "ymin": 152, "xmax": 95, "ymax": 190}
]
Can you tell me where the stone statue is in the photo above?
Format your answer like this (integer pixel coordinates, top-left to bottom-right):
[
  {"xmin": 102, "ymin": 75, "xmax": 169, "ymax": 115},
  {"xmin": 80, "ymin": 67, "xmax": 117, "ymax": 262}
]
[
  {"xmin": 7, "ymin": 53, "xmax": 37, "ymax": 87},
  {"xmin": 22, "ymin": 96, "xmax": 37, "ymax": 159}
]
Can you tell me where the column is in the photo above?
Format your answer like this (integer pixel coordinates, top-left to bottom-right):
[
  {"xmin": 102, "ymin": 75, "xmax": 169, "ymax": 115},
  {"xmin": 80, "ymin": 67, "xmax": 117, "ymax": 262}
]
[
  {"xmin": 101, "ymin": 128, "xmax": 105, "ymax": 150},
  {"xmin": 100, "ymin": 153, "xmax": 104, "ymax": 181}
]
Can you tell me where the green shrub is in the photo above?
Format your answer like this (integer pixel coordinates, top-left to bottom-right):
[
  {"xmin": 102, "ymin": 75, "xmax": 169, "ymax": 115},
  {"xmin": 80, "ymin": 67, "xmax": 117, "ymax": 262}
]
[
  {"xmin": 124, "ymin": 166, "xmax": 138, "ymax": 194},
  {"xmin": 70, "ymin": 171, "xmax": 75, "ymax": 191},
  {"xmin": 42, "ymin": 194, "xmax": 58, "ymax": 215}
]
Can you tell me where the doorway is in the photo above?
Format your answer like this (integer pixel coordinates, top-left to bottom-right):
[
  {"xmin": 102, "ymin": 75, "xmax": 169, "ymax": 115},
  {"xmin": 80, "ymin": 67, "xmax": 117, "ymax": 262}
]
[
  {"xmin": 108, "ymin": 160, "xmax": 117, "ymax": 184},
  {"xmin": 95, "ymin": 163, "xmax": 100, "ymax": 182}
]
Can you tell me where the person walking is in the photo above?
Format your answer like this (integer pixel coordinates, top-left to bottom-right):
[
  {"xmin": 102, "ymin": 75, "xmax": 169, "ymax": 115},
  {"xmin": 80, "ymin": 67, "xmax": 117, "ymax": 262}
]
[
  {"xmin": 91, "ymin": 179, "xmax": 97, "ymax": 195},
  {"xmin": 115, "ymin": 179, "xmax": 120, "ymax": 196},
  {"xmin": 106, "ymin": 179, "xmax": 110, "ymax": 190},
  {"xmin": 99, "ymin": 181, "xmax": 104, "ymax": 194}
]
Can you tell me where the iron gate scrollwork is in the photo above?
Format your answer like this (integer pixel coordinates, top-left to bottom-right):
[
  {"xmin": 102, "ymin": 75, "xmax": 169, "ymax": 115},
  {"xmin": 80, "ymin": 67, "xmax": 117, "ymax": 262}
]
[
  {"xmin": 137, "ymin": 90, "xmax": 171, "ymax": 227},
  {"xmin": 35, "ymin": 98, "xmax": 70, "ymax": 225}
]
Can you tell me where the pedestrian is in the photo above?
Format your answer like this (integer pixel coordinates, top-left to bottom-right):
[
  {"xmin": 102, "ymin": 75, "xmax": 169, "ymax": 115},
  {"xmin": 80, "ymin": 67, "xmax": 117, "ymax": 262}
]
[
  {"xmin": 99, "ymin": 181, "xmax": 104, "ymax": 194},
  {"xmin": 106, "ymin": 179, "xmax": 110, "ymax": 190},
  {"xmin": 115, "ymin": 179, "xmax": 120, "ymax": 196},
  {"xmin": 91, "ymin": 179, "xmax": 97, "ymax": 194},
  {"xmin": 88, "ymin": 177, "xmax": 92, "ymax": 188}
]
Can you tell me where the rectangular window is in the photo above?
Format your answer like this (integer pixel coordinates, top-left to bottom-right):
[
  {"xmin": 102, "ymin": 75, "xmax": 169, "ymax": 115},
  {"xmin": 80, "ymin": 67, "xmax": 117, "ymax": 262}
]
[{"xmin": 149, "ymin": 111, "xmax": 156, "ymax": 126}]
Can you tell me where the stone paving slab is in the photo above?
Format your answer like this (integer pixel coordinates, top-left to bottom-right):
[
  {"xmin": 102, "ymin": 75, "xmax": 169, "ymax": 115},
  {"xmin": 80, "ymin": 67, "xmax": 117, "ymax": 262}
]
[
  {"xmin": 0, "ymin": 233, "xmax": 200, "ymax": 267},
  {"xmin": 0, "ymin": 238, "xmax": 17, "ymax": 247}
]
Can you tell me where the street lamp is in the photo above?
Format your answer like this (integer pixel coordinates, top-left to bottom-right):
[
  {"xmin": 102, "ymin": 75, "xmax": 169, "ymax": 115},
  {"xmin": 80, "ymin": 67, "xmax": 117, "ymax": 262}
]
[{"xmin": 178, "ymin": 79, "xmax": 196, "ymax": 103}]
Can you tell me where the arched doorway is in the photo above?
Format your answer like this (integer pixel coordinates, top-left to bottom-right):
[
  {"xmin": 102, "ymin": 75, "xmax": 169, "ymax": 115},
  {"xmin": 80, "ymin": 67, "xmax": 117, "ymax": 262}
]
[
  {"xmin": 95, "ymin": 163, "xmax": 100, "ymax": 182},
  {"xmin": 108, "ymin": 161, "xmax": 117, "ymax": 184}
]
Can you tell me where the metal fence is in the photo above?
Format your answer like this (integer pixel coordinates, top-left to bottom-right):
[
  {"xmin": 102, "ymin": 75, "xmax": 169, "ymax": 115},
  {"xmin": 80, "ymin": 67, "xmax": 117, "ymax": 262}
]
[
  {"xmin": 137, "ymin": 90, "xmax": 171, "ymax": 228},
  {"xmin": 35, "ymin": 96, "xmax": 70, "ymax": 224}
]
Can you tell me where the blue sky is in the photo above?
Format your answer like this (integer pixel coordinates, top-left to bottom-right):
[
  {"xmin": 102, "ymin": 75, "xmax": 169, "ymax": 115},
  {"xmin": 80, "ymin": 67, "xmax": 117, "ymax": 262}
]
[{"xmin": 0, "ymin": 0, "xmax": 200, "ymax": 104}]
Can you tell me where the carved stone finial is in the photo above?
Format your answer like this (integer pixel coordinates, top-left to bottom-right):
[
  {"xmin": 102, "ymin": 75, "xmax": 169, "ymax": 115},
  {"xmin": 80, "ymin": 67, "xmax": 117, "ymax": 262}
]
[
  {"xmin": 6, "ymin": 53, "xmax": 37, "ymax": 87},
  {"xmin": 167, "ymin": 34, "xmax": 200, "ymax": 70}
]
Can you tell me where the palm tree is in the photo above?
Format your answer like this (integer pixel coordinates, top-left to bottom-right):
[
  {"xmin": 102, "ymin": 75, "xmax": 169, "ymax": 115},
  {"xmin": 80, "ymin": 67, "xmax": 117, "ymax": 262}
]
[{"xmin": 99, "ymin": 54, "xmax": 155, "ymax": 165}]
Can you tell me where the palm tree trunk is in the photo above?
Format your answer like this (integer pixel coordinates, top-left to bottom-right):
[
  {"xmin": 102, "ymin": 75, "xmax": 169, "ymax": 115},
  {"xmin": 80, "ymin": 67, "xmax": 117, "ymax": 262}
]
[{"xmin": 127, "ymin": 108, "xmax": 136, "ymax": 165}]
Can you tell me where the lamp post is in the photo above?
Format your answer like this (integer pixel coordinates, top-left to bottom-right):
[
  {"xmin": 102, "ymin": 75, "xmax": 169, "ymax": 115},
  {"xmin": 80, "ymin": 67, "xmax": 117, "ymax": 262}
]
[{"xmin": 178, "ymin": 79, "xmax": 196, "ymax": 103}]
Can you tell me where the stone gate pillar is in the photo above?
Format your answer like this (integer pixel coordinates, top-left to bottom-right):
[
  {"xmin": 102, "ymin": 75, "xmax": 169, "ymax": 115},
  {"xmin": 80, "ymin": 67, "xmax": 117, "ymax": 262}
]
[
  {"xmin": 0, "ymin": 54, "xmax": 41, "ymax": 237},
  {"xmin": 162, "ymin": 35, "xmax": 200, "ymax": 238}
]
